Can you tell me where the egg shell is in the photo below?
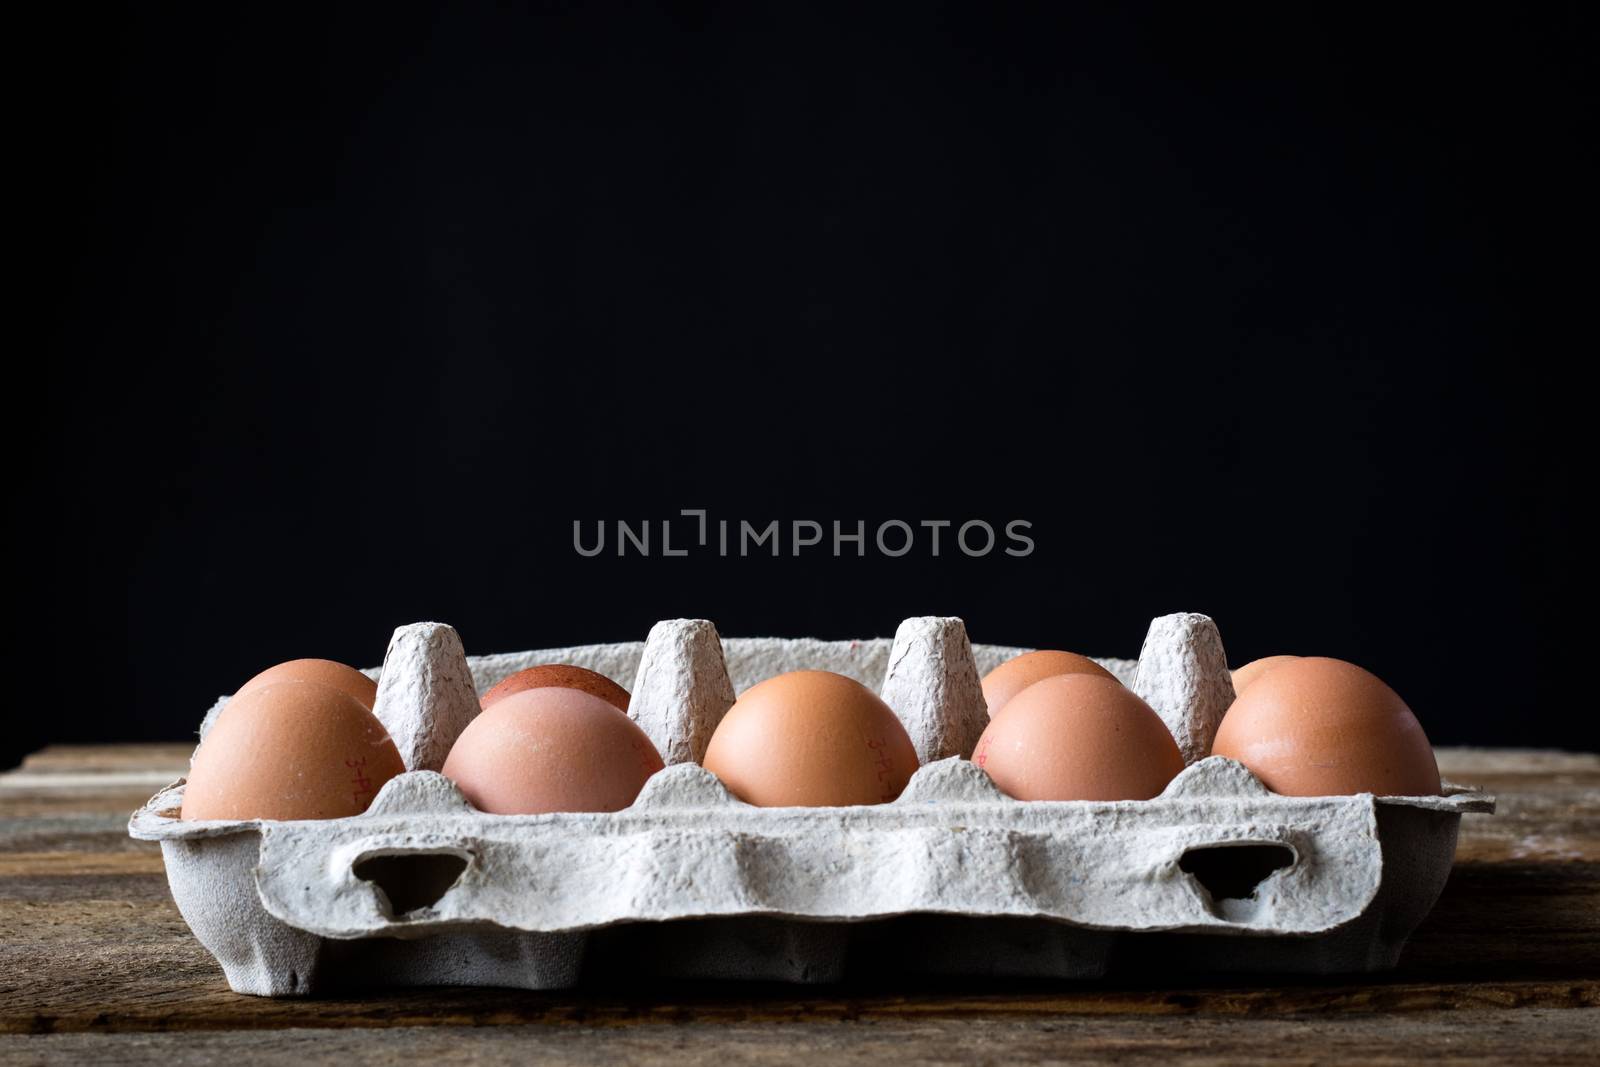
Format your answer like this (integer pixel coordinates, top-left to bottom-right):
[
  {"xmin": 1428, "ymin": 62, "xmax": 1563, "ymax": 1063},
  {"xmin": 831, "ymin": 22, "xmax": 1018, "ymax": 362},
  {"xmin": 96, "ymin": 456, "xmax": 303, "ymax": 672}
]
[
  {"xmin": 972, "ymin": 673, "xmax": 1184, "ymax": 801},
  {"xmin": 234, "ymin": 658, "xmax": 377, "ymax": 710},
  {"xmin": 981, "ymin": 650, "xmax": 1117, "ymax": 717},
  {"xmin": 1211, "ymin": 656, "xmax": 1440, "ymax": 797},
  {"xmin": 182, "ymin": 680, "xmax": 405, "ymax": 820},
  {"xmin": 442, "ymin": 687, "xmax": 664, "ymax": 814},
  {"xmin": 480, "ymin": 663, "xmax": 631, "ymax": 712},
  {"xmin": 701, "ymin": 670, "xmax": 918, "ymax": 807},
  {"xmin": 1230, "ymin": 655, "xmax": 1300, "ymax": 695}
]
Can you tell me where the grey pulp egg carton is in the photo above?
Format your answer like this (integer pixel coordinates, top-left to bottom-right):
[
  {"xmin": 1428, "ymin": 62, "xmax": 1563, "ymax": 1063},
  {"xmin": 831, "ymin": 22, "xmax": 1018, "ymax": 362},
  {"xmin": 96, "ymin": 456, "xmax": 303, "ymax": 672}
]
[{"xmin": 128, "ymin": 613, "xmax": 1493, "ymax": 997}]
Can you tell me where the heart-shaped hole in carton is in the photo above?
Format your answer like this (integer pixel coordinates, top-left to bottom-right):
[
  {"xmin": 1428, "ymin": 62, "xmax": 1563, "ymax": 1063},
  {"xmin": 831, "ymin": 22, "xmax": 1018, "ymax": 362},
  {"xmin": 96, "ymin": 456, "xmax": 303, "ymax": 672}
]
[
  {"xmin": 353, "ymin": 850, "xmax": 470, "ymax": 919},
  {"xmin": 1179, "ymin": 843, "xmax": 1295, "ymax": 920}
]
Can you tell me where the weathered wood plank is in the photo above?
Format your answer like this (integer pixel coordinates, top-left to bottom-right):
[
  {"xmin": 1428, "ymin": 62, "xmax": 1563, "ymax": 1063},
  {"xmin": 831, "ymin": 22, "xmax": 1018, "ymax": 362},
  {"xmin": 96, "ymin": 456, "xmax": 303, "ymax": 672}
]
[
  {"xmin": 1, "ymin": 868, "xmax": 1595, "ymax": 1034},
  {"xmin": 5, "ymin": 1011, "xmax": 1600, "ymax": 1067},
  {"xmin": 0, "ymin": 851, "xmax": 165, "ymax": 877},
  {"xmin": 1437, "ymin": 748, "xmax": 1600, "ymax": 777},
  {"xmin": 15, "ymin": 745, "xmax": 192, "ymax": 775}
]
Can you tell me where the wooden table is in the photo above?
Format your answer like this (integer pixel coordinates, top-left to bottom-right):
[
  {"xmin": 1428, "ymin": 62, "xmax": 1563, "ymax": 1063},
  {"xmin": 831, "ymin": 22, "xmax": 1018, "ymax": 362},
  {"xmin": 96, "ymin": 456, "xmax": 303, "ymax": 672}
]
[{"xmin": 2, "ymin": 745, "xmax": 1595, "ymax": 1064}]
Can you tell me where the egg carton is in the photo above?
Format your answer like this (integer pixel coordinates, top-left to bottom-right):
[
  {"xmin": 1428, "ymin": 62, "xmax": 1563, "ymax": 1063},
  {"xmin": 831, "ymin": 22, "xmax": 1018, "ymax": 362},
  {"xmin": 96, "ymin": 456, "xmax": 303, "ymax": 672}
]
[{"xmin": 128, "ymin": 614, "xmax": 1493, "ymax": 997}]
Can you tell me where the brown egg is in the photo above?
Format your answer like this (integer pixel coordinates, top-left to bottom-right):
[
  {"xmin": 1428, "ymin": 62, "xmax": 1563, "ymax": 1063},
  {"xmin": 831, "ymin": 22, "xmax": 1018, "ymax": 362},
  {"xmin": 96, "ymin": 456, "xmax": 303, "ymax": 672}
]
[
  {"xmin": 1230, "ymin": 655, "xmax": 1299, "ymax": 696},
  {"xmin": 182, "ymin": 680, "xmax": 405, "ymax": 820},
  {"xmin": 701, "ymin": 670, "xmax": 918, "ymax": 807},
  {"xmin": 480, "ymin": 663, "xmax": 630, "ymax": 712},
  {"xmin": 234, "ymin": 658, "xmax": 377, "ymax": 710},
  {"xmin": 982, "ymin": 650, "xmax": 1116, "ymax": 718},
  {"xmin": 972, "ymin": 674, "xmax": 1184, "ymax": 801},
  {"xmin": 441, "ymin": 687, "xmax": 663, "ymax": 814},
  {"xmin": 1211, "ymin": 657, "xmax": 1440, "ymax": 796}
]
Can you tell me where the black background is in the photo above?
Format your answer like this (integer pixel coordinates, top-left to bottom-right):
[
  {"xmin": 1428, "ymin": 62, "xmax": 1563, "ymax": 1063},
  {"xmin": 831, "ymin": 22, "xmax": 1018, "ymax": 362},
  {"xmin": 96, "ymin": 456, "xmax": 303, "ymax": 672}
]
[{"xmin": 17, "ymin": 3, "xmax": 1592, "ymax": 770}]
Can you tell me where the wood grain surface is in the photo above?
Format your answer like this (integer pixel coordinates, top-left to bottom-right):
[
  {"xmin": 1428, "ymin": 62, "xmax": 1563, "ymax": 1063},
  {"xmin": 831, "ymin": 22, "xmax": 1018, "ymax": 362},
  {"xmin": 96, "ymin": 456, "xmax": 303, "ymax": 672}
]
[{"xmin": 1, "ymin": 745, "xmax": 1596, "ymax": 1064}]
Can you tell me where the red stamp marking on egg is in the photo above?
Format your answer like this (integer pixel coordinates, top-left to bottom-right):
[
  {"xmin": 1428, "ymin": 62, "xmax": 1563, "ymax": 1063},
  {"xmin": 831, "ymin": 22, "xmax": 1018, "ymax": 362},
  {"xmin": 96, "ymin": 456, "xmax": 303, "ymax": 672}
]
[
  {"xmin": 865, "ymin": 737, "xmax": 894, "ymax": 776},
  {"xmin": 346, "ymin": 757, "xmax": 374, "ymax": 807},
  {"xmin": 866, "ymin": 737, "xmax": 899, "ymax": 800}
]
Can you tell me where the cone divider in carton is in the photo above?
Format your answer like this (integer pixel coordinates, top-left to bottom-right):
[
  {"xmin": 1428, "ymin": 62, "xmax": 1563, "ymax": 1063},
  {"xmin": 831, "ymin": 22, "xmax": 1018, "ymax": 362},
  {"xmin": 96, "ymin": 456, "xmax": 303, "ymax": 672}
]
[
  {"xmin": 881, "ymin": 617, "xmax": 988, "ymax": 763},
  {"xmin": 1134, "ymin": 612, "xmax": 1235, "ymax": 765},
  {"xmin": 372, "ymin": 622, "xmax": 481, "ymax": 773},
  {"xmin": 628, "ymin": 619, "xmax": 736, "ymax": 765}
]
